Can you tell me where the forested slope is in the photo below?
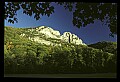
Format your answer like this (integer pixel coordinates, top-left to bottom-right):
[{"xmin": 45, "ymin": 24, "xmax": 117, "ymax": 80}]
[{"xmin": 4, "ymin": 26, "xmax": 117, "ymax": 74}]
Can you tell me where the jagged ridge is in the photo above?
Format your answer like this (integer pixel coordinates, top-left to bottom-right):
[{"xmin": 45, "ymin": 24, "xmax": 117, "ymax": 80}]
[{"xmin": 19, "ymin": 26, "xmax": 86, "ymax": 46}]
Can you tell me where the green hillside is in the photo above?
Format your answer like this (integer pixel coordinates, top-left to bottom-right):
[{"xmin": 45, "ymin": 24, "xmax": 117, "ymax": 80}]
[
  {"xmin": 88, "ymin": 41, "xmax": 117, "ymax": 55},
  {"xmin": 4, "ymin": 26, "xmax": 117, "ymax": 74}
]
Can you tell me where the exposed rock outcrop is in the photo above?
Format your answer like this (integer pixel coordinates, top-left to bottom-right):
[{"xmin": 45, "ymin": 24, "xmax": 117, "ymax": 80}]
[
  {"xmin": 61, "ymin": 32, "xmax": 85, "ymax": 45},
  {"xmin": 20, "ymin": 26, "xmax": 86, "ymax": 46},
  {"xmin": 35, "ymin": 26, "xmax": 61, "ymax": 39}
]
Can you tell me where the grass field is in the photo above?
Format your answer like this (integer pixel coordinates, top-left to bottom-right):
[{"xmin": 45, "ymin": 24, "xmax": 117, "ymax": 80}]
[{"xmin": 4, "ymin": 73, "xmax": 116, "ymax": 78}]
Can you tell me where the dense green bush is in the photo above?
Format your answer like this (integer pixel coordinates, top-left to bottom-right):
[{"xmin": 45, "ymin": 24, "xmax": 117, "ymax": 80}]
[{"xmin": 88, "ymin": 41, "xmax": 117, "ymax": 55}]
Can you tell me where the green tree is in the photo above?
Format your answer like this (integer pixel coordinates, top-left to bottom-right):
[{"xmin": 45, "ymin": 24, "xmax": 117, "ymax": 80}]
[
  {"xmin": 5, "ymin": 2, "xmax": 117, "ymax": 36},
  {"xmin": 88, "ymin": 41, "xmax": 117, "ymax": 55}
]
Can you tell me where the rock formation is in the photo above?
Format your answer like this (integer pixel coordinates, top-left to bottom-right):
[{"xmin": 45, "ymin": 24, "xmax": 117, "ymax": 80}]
[
  {"xmin": 20, "ymin": 26, "xmax": 86, "ymax": 46},
  {"xmin": 61, "ymin": 32, "xmax": 85, "ymax": 45},
  {"xmin": 35, "ymin": 26, "xmax": 61, "ymax": 39}
]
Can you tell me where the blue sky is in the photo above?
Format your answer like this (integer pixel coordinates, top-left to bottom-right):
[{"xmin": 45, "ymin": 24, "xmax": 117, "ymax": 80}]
[{"xmin": 4, "ymin": 2, "xmax": 117, "ymax": 44}]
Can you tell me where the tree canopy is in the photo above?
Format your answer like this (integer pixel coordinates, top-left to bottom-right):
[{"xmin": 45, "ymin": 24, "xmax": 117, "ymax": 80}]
[
  {"xmin": 4, "ymin": 26, "xmax": 117, "ymax": 74},
  {"xmin": 5, "ymin": 2, "xmax": 117, "ymax": 36}
]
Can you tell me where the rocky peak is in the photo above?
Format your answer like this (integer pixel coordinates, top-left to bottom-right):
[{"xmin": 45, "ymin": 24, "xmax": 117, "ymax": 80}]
[
  {"xmin": 61, "ymin": 32, "xmax": 85, "ymax": 45},
  {"xmin": 20, "ymin": 26, "xmax": 86, "ymax": 46},
  {"xmin": 35, "ymin": 26, "xmax": 61, "ymax": 39}
]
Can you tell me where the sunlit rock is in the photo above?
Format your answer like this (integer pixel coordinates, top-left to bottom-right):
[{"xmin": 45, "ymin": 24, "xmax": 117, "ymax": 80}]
[
  {"xmin": 61, "ymin": 32, "xmax": 86, "ymax": 45},
  {"xmin": 37, "ymin": 26, "xmax": 61, "ymax": 39},
  {"xmin": 20, "ymin": 26, "xmax": 86, "ymax": 46}
]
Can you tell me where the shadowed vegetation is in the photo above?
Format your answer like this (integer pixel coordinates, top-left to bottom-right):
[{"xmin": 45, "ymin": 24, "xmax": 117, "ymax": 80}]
[{"xmin": 4, "ymin": 26, "xmax": 117, "ymax": 74}]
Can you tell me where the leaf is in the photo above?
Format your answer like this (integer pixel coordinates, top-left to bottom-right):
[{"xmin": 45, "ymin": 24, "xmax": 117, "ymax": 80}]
[
  {"xmin": 11, "ymin": 20, "xmax": 14, "ymax": 24},
  {"xmin": 21, "ymin": 4, "xmax": 26, "ymax": 9},
  {"xmin": 41, "ymin": 12, "xmax": 44, "ymax": 16},
  {"xmin": 14, "ymin": 18, "xmax": 18, "ymax": 23},
  {"xmin": 23, "ymin": 10, "xmax": 26, "ymax": 14},
  {"xmin": 47, "ymin": 13, "xmax": 50, "ymax": 17},
  {"xmin": 9, "ymin": 15, "xmax": 13, "ymax": 18}
]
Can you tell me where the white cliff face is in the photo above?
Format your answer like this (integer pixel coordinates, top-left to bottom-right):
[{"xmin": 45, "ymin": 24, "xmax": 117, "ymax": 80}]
[
  {"xmin": 61, "ymin": 32, "xmax": 85, "ymax": 45},
  {"xmin": 20, "ymin": 26, "xmax": 86, "ymax": 46},
  {"xmin": 36, "ymin": 26, "xmax": 61, "ymax": 39}
]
